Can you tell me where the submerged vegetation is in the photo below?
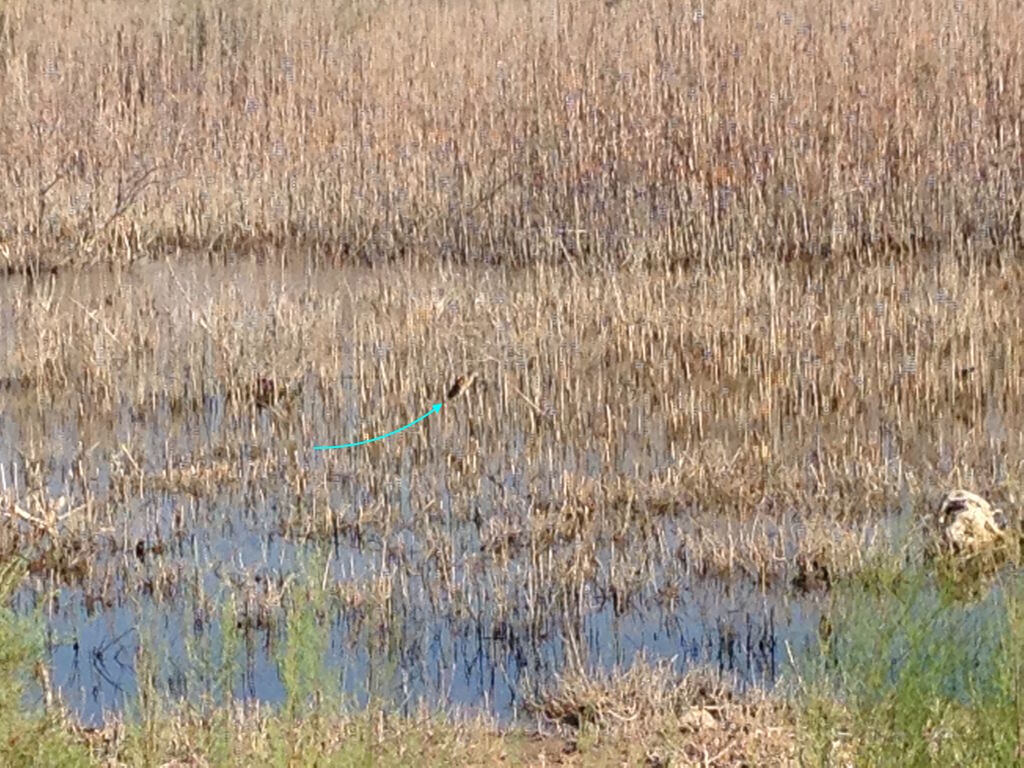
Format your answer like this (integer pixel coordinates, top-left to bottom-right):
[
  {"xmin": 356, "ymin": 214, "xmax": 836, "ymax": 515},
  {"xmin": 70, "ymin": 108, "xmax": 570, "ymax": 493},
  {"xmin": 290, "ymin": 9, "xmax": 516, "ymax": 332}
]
[
  {"xmin": 0, "ymin": 0, "xmax": 1022, "ymax": 764},
  {"xmin": 2, "ymin": 554, "xmax": 1024, "ymax": 765}
]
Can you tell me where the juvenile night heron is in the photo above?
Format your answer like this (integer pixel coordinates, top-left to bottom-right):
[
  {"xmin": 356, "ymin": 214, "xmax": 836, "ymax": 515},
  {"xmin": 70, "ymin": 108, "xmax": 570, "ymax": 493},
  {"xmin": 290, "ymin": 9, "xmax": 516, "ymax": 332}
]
[{"xmin": 446, "ymin": 372, "xmax": 478, "ymax": 401}]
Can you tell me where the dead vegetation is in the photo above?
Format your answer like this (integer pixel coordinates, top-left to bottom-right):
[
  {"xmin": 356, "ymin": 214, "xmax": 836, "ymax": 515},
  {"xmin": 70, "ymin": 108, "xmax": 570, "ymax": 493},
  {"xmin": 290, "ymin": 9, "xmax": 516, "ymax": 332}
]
[
  {"xmin": 0, "ymin": 256, "xmax": 1020, "ymax": 742},
  {"xmin": 0, "ymin": 0, "xmax": 1021, "ymax": 762},
  {"xmin": 0, "ymin": 0, "xmax": 1020, "ymax": 273},
  {"xmin": 528, "ymin": 658, "xmax": 794, "ymax": 765}
]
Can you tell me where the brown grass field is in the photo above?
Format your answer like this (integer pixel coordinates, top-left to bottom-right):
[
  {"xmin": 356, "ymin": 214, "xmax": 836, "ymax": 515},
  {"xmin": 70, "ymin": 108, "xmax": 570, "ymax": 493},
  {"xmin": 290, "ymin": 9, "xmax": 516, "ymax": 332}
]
[
  {"xmin": 0, "ymin": 0, "xmax": 1020, "ymax": 272},
  {"xmin": 0, "ymin": 0, "xmax": 1023, "ymax": 765}
]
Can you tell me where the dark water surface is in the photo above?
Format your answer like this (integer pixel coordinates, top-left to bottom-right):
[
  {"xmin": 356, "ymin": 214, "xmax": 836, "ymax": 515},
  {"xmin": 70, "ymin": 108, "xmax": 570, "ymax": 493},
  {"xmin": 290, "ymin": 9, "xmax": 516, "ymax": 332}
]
[{"xmin": 0, "ymin": 264, "xmax": 833, "ymax": 727}]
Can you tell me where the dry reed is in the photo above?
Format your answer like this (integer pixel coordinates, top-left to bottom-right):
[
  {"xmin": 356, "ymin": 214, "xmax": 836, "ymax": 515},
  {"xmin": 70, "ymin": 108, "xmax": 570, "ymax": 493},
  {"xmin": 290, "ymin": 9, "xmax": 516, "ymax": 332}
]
[{"xmin": 0, "ymin": 0, "xmax": 1019, "ymax": 272}]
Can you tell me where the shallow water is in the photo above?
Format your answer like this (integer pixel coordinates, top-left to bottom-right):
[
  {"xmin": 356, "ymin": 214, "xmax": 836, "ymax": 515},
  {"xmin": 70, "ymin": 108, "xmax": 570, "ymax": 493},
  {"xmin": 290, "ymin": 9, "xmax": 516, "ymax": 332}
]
[
  {"xmin": 20, "ymin": 546, "xmax": 822, "ymax": 726},
  {"xmin": 0, "ymin": 263, "xmax": 835, "ymax": 726}
]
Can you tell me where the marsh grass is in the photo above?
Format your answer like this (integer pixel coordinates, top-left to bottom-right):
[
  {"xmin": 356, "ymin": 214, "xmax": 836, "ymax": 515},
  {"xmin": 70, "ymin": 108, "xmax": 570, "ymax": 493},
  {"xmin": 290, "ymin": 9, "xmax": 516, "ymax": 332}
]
[
  {"xmin": 0, "ymin": 558, "xmax": 92, "ymax": 767},
  {"xmin": 4, "ymin": 256, "xmax": 1023, "ymax": 592},
  {"xmin": 0, "ymin": 0, "xmax": 1023, "ymax": 762},
  {"xmin": 797, "ymin": 556, "xmax": 1024, "ymax": 766},
  {"xmin": 0, "ymin": 0, "xmax": 1020, "ymax": 273},
  {"xmin": 2, "ymin": 253, "xmax": 1024, "ymax": 743},
  {"xmin": 47, "ymin": 553, "xmax": 681, "ymax": 766},
  {"xmin": 2, "ymin": 541, "xmax": 1023, "ymax": 766},
  {"xmin": 527, "ymin": 656, "xmax": 795, "ymax": 764}
]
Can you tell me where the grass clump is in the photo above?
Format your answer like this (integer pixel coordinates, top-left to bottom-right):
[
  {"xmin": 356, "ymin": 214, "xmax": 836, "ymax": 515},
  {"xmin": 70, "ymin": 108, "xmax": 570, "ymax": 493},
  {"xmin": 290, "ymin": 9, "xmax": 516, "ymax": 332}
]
[
  {"xmin": 798, "ymin": 559, "xmax": 1024, "ymax": 766},
  {"xmin": 529, "ymin": 657, "xmax": 794, "ymax": 765},
  {"xmin": 0, "ymin": 558, "xmax": 92, "ymax": 767}
]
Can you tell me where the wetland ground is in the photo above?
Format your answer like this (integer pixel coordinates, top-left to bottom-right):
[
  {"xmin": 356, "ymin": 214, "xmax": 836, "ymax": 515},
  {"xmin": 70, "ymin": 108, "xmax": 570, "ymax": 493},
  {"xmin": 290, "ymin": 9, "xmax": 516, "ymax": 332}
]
[
  {"xmin": 3, "ymin": 259, "xmax": 1024, "ymax": 765},
  {"xmin": 1, "ymin": 0, "xmax": 1023, "ymax": 764}
]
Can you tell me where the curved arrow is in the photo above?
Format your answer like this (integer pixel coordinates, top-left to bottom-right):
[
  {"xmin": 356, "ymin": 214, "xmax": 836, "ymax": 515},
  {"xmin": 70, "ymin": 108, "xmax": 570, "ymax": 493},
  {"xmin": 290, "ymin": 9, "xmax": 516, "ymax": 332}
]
[{"xmin": 313, "ymin": 403, "xmax": 442, "ymax": 451}]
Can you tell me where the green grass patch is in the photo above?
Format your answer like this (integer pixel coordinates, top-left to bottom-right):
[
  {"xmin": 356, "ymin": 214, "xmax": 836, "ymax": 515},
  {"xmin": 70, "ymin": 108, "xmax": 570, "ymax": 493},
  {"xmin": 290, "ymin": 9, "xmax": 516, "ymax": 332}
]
[
  {"xmin": 797, "ymin": 557, "xmax": 1024, "ymax": 766},
  {"xmin": 0, "ymin": 558, "xmax": 93, "ymax": 767}
]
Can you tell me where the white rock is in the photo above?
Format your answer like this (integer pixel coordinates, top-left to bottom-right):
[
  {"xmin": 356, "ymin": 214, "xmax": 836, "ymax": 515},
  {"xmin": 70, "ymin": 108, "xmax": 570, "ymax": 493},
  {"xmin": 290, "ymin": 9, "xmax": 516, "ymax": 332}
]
[{"xmin": 935, "ymin": 489, "xmax": 1009, "ymax": 555}]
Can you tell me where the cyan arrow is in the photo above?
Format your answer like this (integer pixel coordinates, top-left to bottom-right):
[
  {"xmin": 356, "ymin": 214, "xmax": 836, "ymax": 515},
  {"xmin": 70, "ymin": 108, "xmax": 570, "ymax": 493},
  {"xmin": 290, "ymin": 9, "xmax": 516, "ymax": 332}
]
[{"xmin": 314, "ymin": 403, "xmax": 442, "ymax": 451}]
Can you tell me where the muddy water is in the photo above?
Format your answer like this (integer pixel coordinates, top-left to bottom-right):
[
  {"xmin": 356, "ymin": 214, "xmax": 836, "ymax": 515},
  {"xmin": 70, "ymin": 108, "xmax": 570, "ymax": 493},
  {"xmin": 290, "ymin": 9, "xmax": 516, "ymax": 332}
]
[{"xmin": 0, "ymin": 264, "xmax": 830, "ymax": 726}]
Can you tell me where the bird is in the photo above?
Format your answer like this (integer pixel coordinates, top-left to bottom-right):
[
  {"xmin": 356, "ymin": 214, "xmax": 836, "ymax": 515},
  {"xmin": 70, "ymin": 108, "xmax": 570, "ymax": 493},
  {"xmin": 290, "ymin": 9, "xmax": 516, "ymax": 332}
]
[{"xmin": 446, "ymin": 372, "xmax": 478, "ymax": 401}]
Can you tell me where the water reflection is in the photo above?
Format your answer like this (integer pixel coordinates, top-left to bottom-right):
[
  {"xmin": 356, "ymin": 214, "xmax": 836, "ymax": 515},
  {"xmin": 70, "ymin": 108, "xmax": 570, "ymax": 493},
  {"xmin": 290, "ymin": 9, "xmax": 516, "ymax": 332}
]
[{"xmin": 0, "ymin": 265, "xmax": 829, "ymax": 727}]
